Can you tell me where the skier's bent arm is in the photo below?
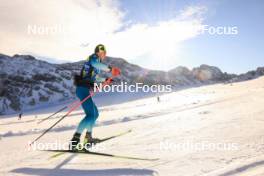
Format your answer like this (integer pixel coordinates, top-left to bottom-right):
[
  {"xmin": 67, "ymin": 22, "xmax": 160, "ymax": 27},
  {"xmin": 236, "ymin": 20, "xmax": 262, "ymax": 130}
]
[
  {"xmin": 90, "ymin": 59, "xmax": 111, "ymax": 72},
  {"xmin": 95, "ymin": 76, "xmax": 106, "ymax": 83}
]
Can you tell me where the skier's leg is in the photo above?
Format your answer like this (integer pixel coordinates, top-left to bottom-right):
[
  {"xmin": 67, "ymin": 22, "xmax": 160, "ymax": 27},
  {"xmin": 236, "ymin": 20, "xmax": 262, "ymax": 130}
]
[
  {"xmin": 83, "ymin": 99, "xmax": 99, "ymax": 145},
  {"xmin": 85, "ymin": 99, "xmax": 99, "ymax": 132},
  {"xmin": 70, "ymin": 86, "xmax": 91, "ymax": 149},
  {"xmin": 75, "ymin": 86, "xmax": 94, "ymax": 134}
]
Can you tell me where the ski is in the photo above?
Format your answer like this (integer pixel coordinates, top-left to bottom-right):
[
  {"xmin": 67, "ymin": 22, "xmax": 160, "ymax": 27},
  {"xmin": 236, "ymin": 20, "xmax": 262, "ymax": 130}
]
[
  {"xmin": 48, "ymin": 129, "xmax": 132, "ymax": 159},
  {"xmin": 44, "ymin": 149, "xmax": 158, "ymax": 161}
]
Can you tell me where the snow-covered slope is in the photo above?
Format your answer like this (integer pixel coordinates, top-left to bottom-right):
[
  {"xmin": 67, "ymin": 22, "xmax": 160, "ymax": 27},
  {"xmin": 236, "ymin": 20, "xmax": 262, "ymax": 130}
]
[{"xmin": 1, "ymin": 76, "xmax": 264, "ymax": 175}]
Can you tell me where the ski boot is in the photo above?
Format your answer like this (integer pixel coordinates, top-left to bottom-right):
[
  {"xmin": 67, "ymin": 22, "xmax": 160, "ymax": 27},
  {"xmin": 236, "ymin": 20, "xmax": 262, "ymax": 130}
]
[
  {"xmin": 69, "ymin": 132, "xmax": 81, "ymax": 151},
  {"xmin": 83, "ymin": 131, "xmax": 101, "ymax": 151}
]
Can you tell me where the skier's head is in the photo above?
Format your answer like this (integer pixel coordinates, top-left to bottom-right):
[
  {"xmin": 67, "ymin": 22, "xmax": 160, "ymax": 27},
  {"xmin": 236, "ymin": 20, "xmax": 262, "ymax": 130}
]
[{"xmin": 95, "ymin": 44, "xmax": 106, "ymax": 60}]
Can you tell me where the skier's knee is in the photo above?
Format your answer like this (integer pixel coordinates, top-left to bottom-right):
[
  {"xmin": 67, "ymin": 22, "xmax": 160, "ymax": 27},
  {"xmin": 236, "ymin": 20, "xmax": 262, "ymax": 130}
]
[
  {"xmin": 90, "ymin": 110, "xmax": 98, "ymax": 119},
  {"xmin": 95, "ymin": 111, "xmax": 99, "ymax": 118}
]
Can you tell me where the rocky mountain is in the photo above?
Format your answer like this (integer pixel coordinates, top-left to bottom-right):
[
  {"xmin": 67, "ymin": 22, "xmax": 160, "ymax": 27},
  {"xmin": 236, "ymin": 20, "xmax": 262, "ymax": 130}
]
[
  {"xmin": 0, "ymin": 54, "xmax": 74, "ymax": 115},
  {"xmin": 0, "ymin": 53, "xmax": 263, "ymax": 115}
]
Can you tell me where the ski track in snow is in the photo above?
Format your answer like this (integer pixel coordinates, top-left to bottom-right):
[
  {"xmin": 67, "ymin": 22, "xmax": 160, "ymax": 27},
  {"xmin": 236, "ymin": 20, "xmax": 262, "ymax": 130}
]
[
  {"xmin": 0, "ymin": 97, "xmax": 216, "ymax": 138},
  {"xmin": 0, "ymin": 93, "xmax": 244, "ymax": 139}
]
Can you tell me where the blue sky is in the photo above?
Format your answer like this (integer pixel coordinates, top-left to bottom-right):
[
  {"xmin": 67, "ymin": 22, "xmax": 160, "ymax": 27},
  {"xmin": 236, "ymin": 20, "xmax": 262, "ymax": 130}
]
[
  {"xmin": 118, "ymin": 0, "xmax": 264, "ymax": 73},
  {"xmin": 1, "ymin": 0, "xmax": 263, "ymax": 73}
]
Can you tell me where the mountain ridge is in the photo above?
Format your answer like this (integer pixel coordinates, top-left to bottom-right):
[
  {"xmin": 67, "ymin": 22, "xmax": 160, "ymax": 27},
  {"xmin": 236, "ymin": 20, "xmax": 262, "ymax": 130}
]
[{"xmin": 0, "ymin": 53, "xmax": 263, "ymax": 115}]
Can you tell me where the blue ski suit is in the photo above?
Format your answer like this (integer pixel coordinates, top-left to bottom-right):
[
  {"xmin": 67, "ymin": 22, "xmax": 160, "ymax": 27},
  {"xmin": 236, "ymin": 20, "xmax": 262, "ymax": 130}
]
[{"xmin": 76, "ymin": 54, "xmax": 110, "ymax": 134}]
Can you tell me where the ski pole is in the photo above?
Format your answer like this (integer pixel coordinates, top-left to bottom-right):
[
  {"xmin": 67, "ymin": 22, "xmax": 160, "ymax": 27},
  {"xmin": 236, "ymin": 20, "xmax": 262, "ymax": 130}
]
[
  {"xmin": 37, "ymin": 106, "xmax": 66, "ymax": 124},
  {"xmin": 37, "ymin": 99, "xmax": 80, "ymax": 124},
  {"xmin": 29, "ymin": 78, "xmax": 113, "ymax": 145}
]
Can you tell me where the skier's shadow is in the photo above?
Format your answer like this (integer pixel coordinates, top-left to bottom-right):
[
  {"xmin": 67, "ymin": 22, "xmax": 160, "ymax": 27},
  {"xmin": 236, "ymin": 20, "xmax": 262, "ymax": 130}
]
[
  {"xmin": 11, "ymin": 153, "xmax": 157, "ymax": 176},
  {"xmin": 11, "ymin": 167, "xmax": 157, "ymax": 176}
]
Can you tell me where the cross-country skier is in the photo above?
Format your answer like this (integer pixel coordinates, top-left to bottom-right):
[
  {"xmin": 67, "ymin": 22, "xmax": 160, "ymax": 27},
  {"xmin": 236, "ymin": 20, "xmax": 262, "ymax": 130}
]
[{"xmin": 70, "ymin": 44, "xmax": 121, "ymax": 150}]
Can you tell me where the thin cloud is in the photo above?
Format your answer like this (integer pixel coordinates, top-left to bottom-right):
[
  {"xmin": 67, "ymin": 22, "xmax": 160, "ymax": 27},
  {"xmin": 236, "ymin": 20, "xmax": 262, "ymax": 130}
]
[
  {"xmin": 103, "ymin": 5, "xmax": 207, "ymax": 70},
  {"xmin": 0, "ymin": 1, "xmax": 207, "ymax": 70}
]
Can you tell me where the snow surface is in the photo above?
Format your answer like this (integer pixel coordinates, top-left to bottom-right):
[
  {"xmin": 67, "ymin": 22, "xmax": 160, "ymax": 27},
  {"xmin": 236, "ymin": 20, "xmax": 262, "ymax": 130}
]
[{"xmin": 1, "ymin": 76, "xmax": 264, "ymax": 176}]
